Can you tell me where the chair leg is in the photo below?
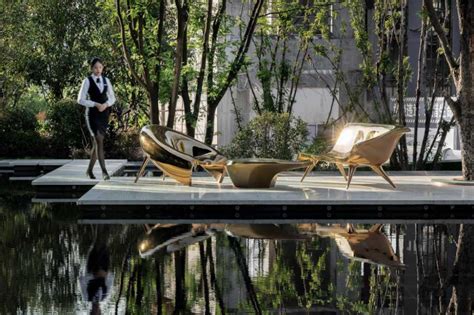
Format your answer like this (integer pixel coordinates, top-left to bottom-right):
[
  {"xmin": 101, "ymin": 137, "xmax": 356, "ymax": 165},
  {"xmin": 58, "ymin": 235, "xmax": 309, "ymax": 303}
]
[
  {"xmin": 370, "ymin": 165, "xmax": 396, "ymax": 188},
  {"xmin": 346, "ymin": 165, "xmax": 357, "ymax": 189},
  {"xmin": 135, "ymin": 156, "xmax": 150, "ymax": 183},
  {"xmin": 218, "ymin": 167, "xmax": 226, "ymax": 184},
  {"xmin": 335, "ymin": 163, "xmax": 347, "ymax": 181},
  {"xmin": 200, "ymin": 164, "xmax": 227, "ymax": 184},
  {"xmin": 301, "ymin": 160, "xmax": 318, "ymax": 182}
]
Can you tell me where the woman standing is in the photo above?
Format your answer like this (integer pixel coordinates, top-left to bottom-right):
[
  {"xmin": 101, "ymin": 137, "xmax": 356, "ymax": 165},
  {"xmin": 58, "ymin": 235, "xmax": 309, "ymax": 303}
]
[{"xmin": 77, "ymin": 57, "xmax": 116, "ymax": 180}]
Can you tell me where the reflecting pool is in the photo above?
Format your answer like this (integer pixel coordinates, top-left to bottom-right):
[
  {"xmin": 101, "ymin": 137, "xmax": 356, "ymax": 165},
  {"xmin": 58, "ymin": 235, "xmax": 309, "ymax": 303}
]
[{"xmin": 1, "ymin": 184, "xmax": 473, "ymax": 314}]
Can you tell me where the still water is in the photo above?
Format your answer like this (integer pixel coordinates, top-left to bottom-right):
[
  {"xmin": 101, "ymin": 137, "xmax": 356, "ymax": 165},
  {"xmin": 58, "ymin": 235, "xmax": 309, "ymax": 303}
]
[{"xmin": 1, "ymin": 185, "xmax": 472, "ymax": 314}]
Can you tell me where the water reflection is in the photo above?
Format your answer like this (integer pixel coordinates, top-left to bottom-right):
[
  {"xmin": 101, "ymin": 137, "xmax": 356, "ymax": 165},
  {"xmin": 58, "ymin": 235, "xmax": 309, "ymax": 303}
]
[
  {"xmin": 0, "ymin": 190, "xmax": 473, "ymax": 314},
  {"xmin": 81, "ymin": 226, "xmax": 114, "ymax": 314},
  {"xmin": 139, "ymin": 224, "xmax": 404, "ymax": 268}
]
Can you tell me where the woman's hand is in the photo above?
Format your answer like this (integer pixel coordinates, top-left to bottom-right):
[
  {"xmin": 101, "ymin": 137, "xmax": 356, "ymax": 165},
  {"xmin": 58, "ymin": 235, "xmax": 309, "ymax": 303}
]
[{"xmin": 95, "ymin": 103, "xmax": 107, "ymax": 112}]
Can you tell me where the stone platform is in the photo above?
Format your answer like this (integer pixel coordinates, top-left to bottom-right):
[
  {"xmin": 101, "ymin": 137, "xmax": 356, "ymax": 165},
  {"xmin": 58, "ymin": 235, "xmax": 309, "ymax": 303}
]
[
  {"xmin": 77, "ymin": 171, "xmax": 474, "ymax": 222},
  {"xmin": 32, "ymin": 159, "xmax": 127, "ymax": 201}
]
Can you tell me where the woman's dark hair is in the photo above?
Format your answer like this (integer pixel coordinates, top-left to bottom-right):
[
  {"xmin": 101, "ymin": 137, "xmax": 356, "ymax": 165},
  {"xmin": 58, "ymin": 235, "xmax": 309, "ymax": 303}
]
[{"xmin": 90, "ymin": 57, "xmax": 103, "ymax": 68}]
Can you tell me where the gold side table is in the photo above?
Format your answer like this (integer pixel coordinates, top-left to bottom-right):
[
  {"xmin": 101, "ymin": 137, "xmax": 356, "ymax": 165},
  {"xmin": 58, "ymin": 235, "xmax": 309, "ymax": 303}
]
[{"xmin": 226, "ymin": 159, "xmax": 309, "ymax": 188}]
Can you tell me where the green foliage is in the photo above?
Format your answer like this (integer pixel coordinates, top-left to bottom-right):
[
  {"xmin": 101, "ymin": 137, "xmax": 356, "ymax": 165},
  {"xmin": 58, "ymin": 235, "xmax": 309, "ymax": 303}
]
[
  {"xmin": 105, "ymin": 126, "xmax": 141, "ymax": 160},
  {"xmin": 304, "ymin": 136, "xmax": 329, "ymax": 155},
  {"xmin": 222, "ymin": 112, "xmax": 308, "ymax": 160},
  {"xmin": 44, "ymin": 99, "xmax": 87, "ymax": 157},
  {"xmin": 0, "ymin": 106, "xmax": 45, "ymax": 158},
  {"xmin": 15, "ymin": 87, "xmax": 49, "ymax": 114},
  {"xmin": 0, "ymin": 96, "xmax": 140, "ymax": 159},
  {"xmin": 344, "ymin": 0, "xmax": 376, "ymax": 88},
  {"xmin": 2, "ymin": 0, "xmax": 112, "ymax": 100},
  {"xmin": 296, "ymin": 240, "xmax": 333, "ymax": 309},
  {"xmin": 254, "ymin": 243, "xmax": 298, "ymax": 309},
  {"xmin": 251, "ymin": 0, "xmax": 333, "ymax": 114}
]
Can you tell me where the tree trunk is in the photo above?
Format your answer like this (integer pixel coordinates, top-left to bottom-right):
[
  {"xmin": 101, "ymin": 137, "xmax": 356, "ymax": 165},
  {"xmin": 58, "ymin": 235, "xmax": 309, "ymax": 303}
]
[
  {"xmin": 155, "ymin": 257, "xmax": 163, "ymax": 315},
  {"xmin": 168, "ymin": 0, "xmax": 188, "ymax": 128},
  {"xmin": 181, "ymin": 17, "xmax": 194, "ymax": 137},
  {"xmin": 148, "ymin": 88, "xmax": 160, "ymax": 125},
  {"xmin": 204, "ymin": 104, "xmax": 217, "ymax": 145},
  {"xmin": 153, "ymin": 0, "xmax": 166, "ymax": 126},
  {"xmin": 204, "ymin": 0, "xmax": 265, "ymax": 144},
  {"xmin": 199, "ymin": 242, "xmax": 211, "ymax": 315},
  {"xmin": 424, "ymin": 0, "xmax": 474, "ymax": 180},
  {"xmin": 187, "ymin": 0, "xmax": 212, "ymax": 136},
  {"xmin": 459, "ymin": 110, "xmax": 474, "ymax": 180},
  {"xmin": 446, "ymin": 224, "xmax": 474, "ymax": 314},
  {"xmin": 396, "ymin": 0, "xmax": 409, "ymax": 169},
  {"xmin": 174, "ymin": 250, "xmax": 186, "ymax": 313},
  {"xmin": 413, "ymin": 14, "xmax": 427, "ymax": 169}
]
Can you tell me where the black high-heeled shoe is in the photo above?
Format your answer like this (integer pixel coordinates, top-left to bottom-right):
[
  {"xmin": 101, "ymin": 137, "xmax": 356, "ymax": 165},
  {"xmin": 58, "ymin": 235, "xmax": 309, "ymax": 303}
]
[
  {"xmin": 102, "ymin": 172, "xmax": 110, "ymax": 180},
  {"xmin": 86, "ymin": 170, "xmax": 96, "ymax": 179}
]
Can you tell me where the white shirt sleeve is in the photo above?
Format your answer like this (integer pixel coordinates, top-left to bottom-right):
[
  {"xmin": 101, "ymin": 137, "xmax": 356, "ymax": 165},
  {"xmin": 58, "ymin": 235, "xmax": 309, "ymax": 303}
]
[
  {"xmin": 105, "ymin": 78, "xmax": 116, "ymax": 107},
  {"xmin": 77, "ymin": 78, "xmax": 96, "ymax": 108}
]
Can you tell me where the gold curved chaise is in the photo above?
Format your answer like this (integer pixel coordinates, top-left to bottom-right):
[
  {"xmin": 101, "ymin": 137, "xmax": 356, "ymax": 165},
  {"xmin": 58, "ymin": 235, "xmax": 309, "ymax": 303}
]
[
  {"xmin": 298, "ymin": 123, "xmax": 410, "ymax": 189},
  {"xmin": 135, "ymin": 125, "xmax": 227, "ymax": 186}
]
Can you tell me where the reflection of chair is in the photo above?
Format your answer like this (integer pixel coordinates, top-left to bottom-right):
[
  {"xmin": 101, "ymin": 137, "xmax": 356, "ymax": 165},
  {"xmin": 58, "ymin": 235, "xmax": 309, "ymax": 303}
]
[
  {"xmin": 138, "ymin": 223, "xmax": 404, "ymax": 268},
  {"xmin": 313, "ymin": 224, "xmax": 404, "ymax": 268},
  {"xmin": 135, "ymin": 125, "xmax": 227, "ymax": 186},
  {"xmin": 298, "ymin": 123, "xmax": 410, "ymax": 189}
]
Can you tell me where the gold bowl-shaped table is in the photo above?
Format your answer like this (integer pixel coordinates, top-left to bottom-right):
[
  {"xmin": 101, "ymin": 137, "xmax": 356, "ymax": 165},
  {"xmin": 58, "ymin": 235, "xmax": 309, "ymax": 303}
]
[{"xmin": 226, "ymin": 159, "xmax": 309, "ymax": 188}]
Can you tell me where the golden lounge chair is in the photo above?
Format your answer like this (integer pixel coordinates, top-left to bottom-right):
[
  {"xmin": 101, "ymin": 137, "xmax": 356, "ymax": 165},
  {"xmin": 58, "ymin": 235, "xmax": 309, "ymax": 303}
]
[
  {"xmin": 298, "ymin": 123, "xmax": 410, "ymax": 189},
  {"xmin": 135, "ymin": 125, "xmax": 227, "ymax": 186}
]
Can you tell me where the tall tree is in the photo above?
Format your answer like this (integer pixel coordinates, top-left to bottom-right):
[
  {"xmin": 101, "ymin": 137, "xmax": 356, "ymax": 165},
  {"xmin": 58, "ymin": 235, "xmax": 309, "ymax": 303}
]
[
  {"xmin": 181, "ymin": 0, "xmax": 213, "ymax": 137},
  {"xmin": 204, "ymin": 0, "xmax": 266, "ymax": 144},
  {"xmin": 1, "ymin": 0, "xmax": 108, "ymax": 101},
  {"xmin": 424, "ymin": 2, "xmax": 474, "ymax": 314},
  {"xmin": 167, "ymin": 0, "xmax": 188, "ymax": 128},
  {"xmin": 115, "ymin": 0, "xmax": 167, "ymax": 124},
  {"xmin": 424, "ymin": 0, "xmax": 474, "ymax": 180},
  {"xmin": 248, "ymin": 0, "xmax": 332, "ymax": 115}
]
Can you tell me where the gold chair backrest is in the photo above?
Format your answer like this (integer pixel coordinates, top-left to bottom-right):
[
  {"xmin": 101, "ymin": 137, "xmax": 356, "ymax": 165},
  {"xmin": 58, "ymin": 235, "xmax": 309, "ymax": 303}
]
[
  {"xmin": 141, "ymin": 125, "xmax": 226, "ymax": 165},
  {"xmin": 331, "ymin": 123, "xmax": 396, "ymax": 155},
  {"xmin": 352, "ymin": 126, "xmax": 410, "ymax": 165}
]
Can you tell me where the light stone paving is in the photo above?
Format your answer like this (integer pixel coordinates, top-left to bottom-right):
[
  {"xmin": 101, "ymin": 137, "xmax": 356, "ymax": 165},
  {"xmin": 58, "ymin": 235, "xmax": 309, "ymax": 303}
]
[
  {"xmin": 9, "ymin": 159, "xmax": 72, "ymax": 166},
  {"xmin": 32, "ymin": 159, "xmax": 127, "ymax": 186},
  {"xmin": 77, "ymin": 171, "xmax": 474, "ymax": 206}
]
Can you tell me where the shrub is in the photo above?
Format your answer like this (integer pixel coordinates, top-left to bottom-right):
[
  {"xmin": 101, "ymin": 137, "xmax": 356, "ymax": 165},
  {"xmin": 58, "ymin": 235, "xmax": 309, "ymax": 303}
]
[
  {"xmin": 0, "ymin": 106, "xmax": 45, "ymax": 157},
  {"xmin": 302, "ymin": 136, "xmax": 336, "ymax": 171},
  {"xmin": 44, "ymin": 98, "xmax": 87, "ymax": 157},
  {"xmin": 304, "ymin": 136, "xmax": 330, "ymax": 155},
  {"xmin": 105, "ymin": 124, "xmax": 141, "ymax": 160},
  {"xmin": 0, "ymin": 98, "xmax": 141, "ymax": 160},
  {"xmin": 222, "ymin": 112, "xmax": 308, "ymax": 160}
]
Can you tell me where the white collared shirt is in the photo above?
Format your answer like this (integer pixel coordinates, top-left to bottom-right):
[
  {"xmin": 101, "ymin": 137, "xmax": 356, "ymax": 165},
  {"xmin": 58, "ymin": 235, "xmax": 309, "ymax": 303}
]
[{"xmin": 77, "ymin": 74, "xmax": 116, "ymax": 108}]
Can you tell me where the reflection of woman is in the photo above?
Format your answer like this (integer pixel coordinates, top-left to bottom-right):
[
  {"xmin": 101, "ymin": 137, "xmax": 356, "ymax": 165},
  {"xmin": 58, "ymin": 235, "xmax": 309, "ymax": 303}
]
[
  {"xmin": 79, "ymin": 226, "xmax": 114, "ymax": 315},
  {"xmin": 77, "ymin": 57, "xmax": 116, "ymax": 180}
]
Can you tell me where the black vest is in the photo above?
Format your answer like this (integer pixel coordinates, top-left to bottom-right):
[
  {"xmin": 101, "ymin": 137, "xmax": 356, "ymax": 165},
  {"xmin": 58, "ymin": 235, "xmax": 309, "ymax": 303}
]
[{"xmin": 87, "ymin": 76, "xmax": 109, "ymax": 104}]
